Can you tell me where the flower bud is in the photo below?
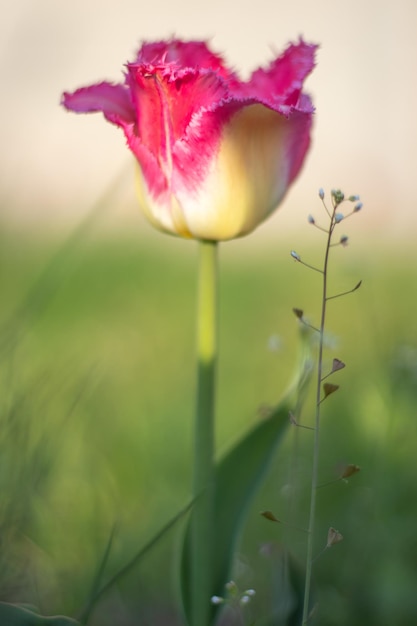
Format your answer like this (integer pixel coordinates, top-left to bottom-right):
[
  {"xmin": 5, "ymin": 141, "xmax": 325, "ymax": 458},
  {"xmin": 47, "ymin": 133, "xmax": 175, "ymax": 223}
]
[
  {"xmin": 211, "ymin": 596, "xmax": 224, "ymax": 605},
  {"xmin": 331, "ymin": 189, "xmax": 345, "ymax": 205},
  {"xmin": 62, "ymin": 38, "xmax": 317, "ymax": 241}
]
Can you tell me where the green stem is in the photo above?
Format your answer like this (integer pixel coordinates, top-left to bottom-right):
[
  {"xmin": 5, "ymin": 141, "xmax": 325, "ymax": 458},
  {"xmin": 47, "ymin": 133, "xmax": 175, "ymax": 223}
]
[
  {"xmin": 301, "ymin": 218, "xmax": 334, "ymax": 624},
  {"xmin": 191, "ymin": 239, "xmax": 218, "ymax": 626}
]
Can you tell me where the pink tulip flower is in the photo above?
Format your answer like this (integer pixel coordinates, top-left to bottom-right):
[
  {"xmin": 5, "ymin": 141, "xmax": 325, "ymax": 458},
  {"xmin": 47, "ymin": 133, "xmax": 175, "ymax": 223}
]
[{"xmin": 62, "ymin": 38, "xmax": 317, "ymax": 241}]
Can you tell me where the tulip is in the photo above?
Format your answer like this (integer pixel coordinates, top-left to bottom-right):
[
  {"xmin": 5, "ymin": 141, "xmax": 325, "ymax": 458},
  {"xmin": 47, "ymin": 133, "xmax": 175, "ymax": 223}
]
[
  {"xmin": 62, "ymin": 38, "xmax": 317, "ymax": 241},
  {"xmin": 62, "ymin": 41, "xmax": 317, "ymax": 624}
]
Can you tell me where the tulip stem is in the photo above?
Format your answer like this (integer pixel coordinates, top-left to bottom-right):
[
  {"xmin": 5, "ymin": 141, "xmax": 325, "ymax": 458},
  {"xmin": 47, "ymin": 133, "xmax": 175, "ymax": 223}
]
[{"xmin": 191, "ymin": 239, "xmax": 218, "ymax": 626}]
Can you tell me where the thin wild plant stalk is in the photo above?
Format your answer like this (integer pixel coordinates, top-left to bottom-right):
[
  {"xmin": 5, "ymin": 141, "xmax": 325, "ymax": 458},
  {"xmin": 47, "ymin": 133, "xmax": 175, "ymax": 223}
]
[
  {"xmin": 291, "ymin": 189, "xmax": 362, "ymax": 624},
  {"xmin": 301, "ymin": 223, "xmax": 330, "ymax": 624}
]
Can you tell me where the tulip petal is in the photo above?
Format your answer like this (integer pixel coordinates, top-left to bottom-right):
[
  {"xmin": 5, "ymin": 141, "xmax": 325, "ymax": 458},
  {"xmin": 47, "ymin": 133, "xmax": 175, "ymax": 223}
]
[
  {"xmin": 134, "ymin": 39, "xmax": 237, "ymax": 82},
  {"xmin": 172, "ymin": 103, "xmax": 313, "ymax": 240},
  {"xmin": 246, "ymin": 39, "xmax": 317, "ymax": 113},
  {"xmin": 125, "ymin": 64, "xmax": 234, "ymax": 212},
  {"xmin": 126, "ymin": 64, "xmax": 229, "ymax": 167},
  {"xmin": 61, "ymin": 82, "xmax": 135, "ymax": 126}
]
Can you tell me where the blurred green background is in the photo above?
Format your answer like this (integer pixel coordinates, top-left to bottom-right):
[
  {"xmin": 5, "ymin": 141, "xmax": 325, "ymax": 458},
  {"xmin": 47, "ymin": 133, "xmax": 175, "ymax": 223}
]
[{"xmin": 1, "ymin": 205, "xmax": 416, "ymax": 625}]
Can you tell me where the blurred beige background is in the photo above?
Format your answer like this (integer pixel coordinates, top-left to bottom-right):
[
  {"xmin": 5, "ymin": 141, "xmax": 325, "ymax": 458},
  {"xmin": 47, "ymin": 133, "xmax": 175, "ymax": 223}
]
[{"xmin": 1, "ymin": 0, "xmax": 416, "ymax": 241}]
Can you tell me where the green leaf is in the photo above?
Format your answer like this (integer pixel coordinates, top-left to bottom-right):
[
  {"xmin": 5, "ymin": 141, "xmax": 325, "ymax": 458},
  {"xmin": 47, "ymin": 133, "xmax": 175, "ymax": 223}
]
[
  {"xmin": 181, "ymin": 329, "xmax": 312, "ymax": 625},
  {"xmin": 215, "ymin": 400, "xmax": 292, "ymax": 583},
  {"xmin": 0, "ymin": 603, "xmax": 80, "ymax": 626},
  {"xmin": 181, "ymin": 397, "xmax": 292, "ymax": 624}
]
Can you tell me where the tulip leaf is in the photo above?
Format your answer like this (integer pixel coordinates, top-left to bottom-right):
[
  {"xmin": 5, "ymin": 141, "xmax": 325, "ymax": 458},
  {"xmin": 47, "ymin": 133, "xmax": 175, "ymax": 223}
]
[
  {"xmin": 181, "ymin": 329, "xmax": 312, "ymax": 625},
  {"xmin": 181, "ymin": 397, "xmax": 293, "ymax": 624},
  {"xmin": 0, "ymin": 603, "xmax": 80, "ymax": 626}
]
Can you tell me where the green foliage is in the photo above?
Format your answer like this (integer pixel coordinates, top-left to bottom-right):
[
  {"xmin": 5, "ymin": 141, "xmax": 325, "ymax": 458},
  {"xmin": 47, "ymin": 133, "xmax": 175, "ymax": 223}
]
[
  {"xmin": 181, "ymin": 398, "xmax": 291, "ymax": 624},
  {"xmin": 0, "ymin": 603, "xmax": 79, "ymax": 626},
  {"xmin": 1, "ymin": 230, "xmax": 417, "ymax": 625},
  {"xmin": 79, "ymin": 499, "xmax": 194, "ymax": 624}
]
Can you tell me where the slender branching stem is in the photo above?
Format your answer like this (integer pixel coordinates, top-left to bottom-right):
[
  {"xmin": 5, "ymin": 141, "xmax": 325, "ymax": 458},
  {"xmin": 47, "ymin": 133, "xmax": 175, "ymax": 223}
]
[
  {"xmin": 191, "ymin": 239, "xmax": 218, "ymax": 626},
  {"xmin": 295, "ymin": 190, "xmax": 361, "ymax": 623},
  {"xmin": 301, "ymin": 208, "xmax": 336, "ymax": 624},
  {"xmin": 299, "ymin": 261, "xmax": 324, "ymax": 274}
]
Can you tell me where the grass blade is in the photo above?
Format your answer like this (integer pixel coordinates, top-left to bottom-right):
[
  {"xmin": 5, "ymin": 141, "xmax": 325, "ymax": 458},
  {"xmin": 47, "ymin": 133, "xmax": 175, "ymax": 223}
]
[
  {"xmin": 79, "ymin": 497, "xmax": 195, "ymax": 623},
  {"xmin": 0, "ymin": 602, "xmax": 80, "ymax": 625}
]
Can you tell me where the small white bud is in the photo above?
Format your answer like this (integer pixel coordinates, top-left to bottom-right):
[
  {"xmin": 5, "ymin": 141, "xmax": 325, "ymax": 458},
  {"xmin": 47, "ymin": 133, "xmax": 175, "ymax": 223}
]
[
  {"xmin": 244, "ymin": 589, "xmax": 256, "ymax": 597},
  {"xmin": 211, "ymin": 596, "xmax": 224, "ymax": 605},
  {"xmin": 318, "ymin": 188, "xmax": 325, "ymax": 199},
  {"xmin": 334, "ymin": 213, "xmax": 344, "ymax": 223},
  {"xmin": 290, "ymin": 250, "xmax": 301, "ymax": 261}
]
